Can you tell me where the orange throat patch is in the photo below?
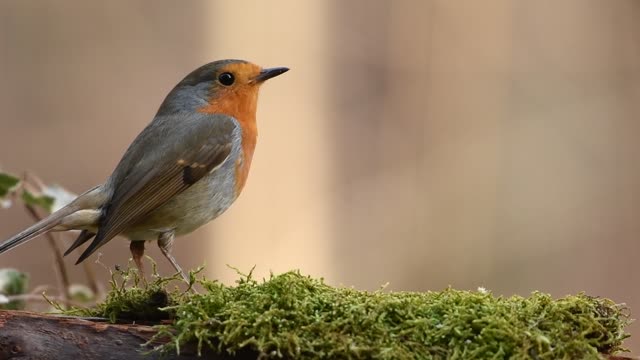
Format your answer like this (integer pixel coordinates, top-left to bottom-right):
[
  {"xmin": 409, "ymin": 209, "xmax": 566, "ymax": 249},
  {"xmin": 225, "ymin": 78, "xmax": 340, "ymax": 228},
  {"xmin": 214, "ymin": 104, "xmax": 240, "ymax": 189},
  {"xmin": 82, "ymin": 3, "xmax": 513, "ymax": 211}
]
[{"xmin": 197, "ymin": 87, "xmax": 259, "ymax": 196}]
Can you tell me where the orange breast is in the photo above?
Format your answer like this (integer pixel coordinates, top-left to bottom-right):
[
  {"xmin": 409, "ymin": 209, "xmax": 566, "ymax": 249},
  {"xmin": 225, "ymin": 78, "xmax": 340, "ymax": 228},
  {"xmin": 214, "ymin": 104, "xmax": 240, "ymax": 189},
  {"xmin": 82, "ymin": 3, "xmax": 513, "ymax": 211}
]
[
  {"xmin": 232, "ymin": 122, "xmax": 257, "ymax": 196},
  {"xmin": 197, "ymin": 87, "xmax": 259, "ymax": 196}
]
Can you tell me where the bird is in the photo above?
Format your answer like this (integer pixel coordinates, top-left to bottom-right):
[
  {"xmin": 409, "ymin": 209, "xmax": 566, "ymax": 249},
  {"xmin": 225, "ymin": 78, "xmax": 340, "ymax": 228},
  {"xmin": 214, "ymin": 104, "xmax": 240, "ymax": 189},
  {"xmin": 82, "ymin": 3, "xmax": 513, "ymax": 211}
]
[{"xmin": 0, "ymin": 59, "xmax": 289, "ymax": 281}]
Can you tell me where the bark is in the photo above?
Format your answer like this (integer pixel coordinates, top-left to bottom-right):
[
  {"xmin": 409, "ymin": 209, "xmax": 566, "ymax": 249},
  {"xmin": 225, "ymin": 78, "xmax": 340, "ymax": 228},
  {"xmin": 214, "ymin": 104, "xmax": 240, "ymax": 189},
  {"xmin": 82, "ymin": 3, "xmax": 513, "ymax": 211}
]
[{"xmin": 0, "ymin": 310, "xmax": 258, "ymax": 360}]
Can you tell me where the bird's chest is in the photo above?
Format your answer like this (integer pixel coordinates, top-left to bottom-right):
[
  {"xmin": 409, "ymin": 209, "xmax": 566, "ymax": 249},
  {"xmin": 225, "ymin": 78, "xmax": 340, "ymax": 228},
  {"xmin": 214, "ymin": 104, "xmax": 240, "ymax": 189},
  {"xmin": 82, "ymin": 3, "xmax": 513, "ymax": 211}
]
[
  {"xmin": 176, "ymin": 138, "xmax": 249, "ymax": 216},
  {"xmin": 126, "ymin": 120, "xmax": 255, "ymax": 238},
  {"xmin": 233, "ymin": 132, "xmax": 256, "ymax": 196}
]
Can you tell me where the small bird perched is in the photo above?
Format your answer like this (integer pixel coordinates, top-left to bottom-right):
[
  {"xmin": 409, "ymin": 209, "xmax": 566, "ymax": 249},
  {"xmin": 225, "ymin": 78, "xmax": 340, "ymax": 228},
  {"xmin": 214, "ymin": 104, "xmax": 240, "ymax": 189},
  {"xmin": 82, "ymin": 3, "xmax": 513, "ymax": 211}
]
[{"xmin": 0, "ymin": 59, "xmax": 288, "ymax": 281}]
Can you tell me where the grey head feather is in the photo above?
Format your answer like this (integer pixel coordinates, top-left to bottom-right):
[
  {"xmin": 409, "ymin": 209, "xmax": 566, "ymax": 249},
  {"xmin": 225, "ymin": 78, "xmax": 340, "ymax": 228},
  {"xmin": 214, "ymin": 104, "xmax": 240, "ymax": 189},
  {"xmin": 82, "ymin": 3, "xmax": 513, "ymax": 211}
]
[{"xmin": 156, "ymin": 59, "xmax": 249, "ymax": 116}]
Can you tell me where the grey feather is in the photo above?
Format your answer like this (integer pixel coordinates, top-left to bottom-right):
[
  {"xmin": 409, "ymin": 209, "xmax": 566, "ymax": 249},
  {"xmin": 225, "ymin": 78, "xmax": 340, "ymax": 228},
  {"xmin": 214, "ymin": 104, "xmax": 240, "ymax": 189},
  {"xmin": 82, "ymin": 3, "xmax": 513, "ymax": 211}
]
[{"xmin": 75, "ymin": 112, "xmax": 239, "ymax": 264}]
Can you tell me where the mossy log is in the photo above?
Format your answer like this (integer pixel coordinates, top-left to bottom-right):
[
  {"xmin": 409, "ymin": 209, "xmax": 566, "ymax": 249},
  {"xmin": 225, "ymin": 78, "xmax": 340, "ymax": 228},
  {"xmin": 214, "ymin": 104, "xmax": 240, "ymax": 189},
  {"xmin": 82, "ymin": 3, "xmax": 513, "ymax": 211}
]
[
  {"xmin": 0, "ymin": 310, "xmax": 260, "ymax": 360},
  {"xmin": 2, "ymin": 269, "xmax": 633, "ymax": 359},
  {"xmin": 0, "ymin": 310, "xmax": 635, "ymax": 360}
]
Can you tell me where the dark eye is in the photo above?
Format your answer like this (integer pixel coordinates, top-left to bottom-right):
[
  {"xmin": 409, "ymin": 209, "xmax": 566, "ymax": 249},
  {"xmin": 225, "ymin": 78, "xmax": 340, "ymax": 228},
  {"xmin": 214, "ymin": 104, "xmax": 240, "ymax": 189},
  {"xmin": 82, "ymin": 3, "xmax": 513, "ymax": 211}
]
[{"xmin": 218, "ymin": 72, "xmax": 235, "ymax": 86}]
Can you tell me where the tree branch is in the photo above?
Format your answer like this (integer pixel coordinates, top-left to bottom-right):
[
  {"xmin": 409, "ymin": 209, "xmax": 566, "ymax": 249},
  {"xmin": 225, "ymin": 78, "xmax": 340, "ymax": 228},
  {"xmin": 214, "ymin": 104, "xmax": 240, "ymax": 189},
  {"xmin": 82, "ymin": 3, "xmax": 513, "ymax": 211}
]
[
  {"xmin": 0, "ymin": 310, "xmax": 259, "ymax": 359},
  {"xmin": 23, "ymin": 203, "xmax": 71, "ymax": 306}
]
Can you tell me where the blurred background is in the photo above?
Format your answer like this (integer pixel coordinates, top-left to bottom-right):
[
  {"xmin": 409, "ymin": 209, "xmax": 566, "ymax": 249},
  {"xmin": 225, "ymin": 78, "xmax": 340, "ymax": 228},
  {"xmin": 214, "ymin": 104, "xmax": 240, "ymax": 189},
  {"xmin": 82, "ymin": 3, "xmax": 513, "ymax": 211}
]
[{"xmin": 1, "ymin": 0, "xmax": 640, "ymax": 352}]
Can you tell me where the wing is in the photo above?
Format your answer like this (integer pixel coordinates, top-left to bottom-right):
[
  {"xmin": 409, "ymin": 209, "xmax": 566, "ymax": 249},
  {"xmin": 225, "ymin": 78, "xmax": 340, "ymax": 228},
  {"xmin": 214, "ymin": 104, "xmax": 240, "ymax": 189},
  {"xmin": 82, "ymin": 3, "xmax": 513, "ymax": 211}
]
[{"xmin": 75, "ymin": 113, "xmax": 237, "ymax": 264}]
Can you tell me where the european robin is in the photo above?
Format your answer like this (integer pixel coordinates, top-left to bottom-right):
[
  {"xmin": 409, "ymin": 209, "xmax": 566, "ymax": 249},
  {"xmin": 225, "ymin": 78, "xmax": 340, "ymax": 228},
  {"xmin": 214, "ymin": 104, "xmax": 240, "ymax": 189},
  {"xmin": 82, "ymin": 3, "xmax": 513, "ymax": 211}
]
[{"xmin": 0, "ymin": 59, "xmax": 288, "ymax": 281}]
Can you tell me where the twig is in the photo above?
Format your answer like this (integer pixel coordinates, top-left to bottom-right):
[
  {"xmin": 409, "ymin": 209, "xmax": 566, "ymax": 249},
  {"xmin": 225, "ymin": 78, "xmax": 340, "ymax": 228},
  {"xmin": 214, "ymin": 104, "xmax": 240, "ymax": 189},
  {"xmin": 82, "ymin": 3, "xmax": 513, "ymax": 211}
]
[
  {"xmin": 21, "ymin": 172, "xmax": 102, "ymax": 301},
  {"xmin": 82, "ymin": 260, "xmax": 102, "ymax": 297},
  {"xmin": 21, "ymin": 172, "xmax": 71, "ymax": 306},
  {"xmin": 4, "ymin": 294, "xmax": 84, "ymax": 308},
  {"xmin": 29, "ymin": 285, "xmax": 51, "ymax": 295},
  {"xmin": 23, "ymin": 204, "xmax": 71, "ymax": 306}
]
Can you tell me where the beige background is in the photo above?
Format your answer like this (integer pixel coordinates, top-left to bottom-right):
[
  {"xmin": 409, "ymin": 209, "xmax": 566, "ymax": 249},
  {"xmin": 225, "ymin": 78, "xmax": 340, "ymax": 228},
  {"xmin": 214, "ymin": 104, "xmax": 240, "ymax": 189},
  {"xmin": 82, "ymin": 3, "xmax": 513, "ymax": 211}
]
[{"xmin": 1, "ymin": 0, "xmax": 639, "ymax": 353}]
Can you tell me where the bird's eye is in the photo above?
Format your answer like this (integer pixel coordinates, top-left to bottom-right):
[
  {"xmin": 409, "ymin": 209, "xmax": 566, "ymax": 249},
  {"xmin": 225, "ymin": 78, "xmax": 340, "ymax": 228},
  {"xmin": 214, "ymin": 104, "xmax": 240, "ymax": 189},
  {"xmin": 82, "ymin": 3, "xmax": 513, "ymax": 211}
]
[{"xmin": 218, "ymin": 72, "xmax": 235, "ymax": 86}]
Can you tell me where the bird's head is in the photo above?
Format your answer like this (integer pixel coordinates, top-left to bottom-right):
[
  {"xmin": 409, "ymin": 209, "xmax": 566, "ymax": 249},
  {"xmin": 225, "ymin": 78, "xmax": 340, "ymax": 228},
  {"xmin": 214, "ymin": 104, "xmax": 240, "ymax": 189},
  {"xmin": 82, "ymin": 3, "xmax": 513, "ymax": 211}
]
[{"xmin": 158, "ymin": 59, "xmax": 289, "ymax": 117}]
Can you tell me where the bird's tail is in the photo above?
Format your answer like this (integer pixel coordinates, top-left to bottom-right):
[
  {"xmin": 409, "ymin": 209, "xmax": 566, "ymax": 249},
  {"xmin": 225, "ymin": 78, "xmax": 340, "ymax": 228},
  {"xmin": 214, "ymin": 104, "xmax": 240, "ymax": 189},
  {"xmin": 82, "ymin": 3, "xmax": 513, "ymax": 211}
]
[
  {"xmin": 0, "ymin": 185, "xmax": 105, "ymax": 254},
  {"xmin": 0, "ymin": 206, "xmax": 77, "ymax": 253}
]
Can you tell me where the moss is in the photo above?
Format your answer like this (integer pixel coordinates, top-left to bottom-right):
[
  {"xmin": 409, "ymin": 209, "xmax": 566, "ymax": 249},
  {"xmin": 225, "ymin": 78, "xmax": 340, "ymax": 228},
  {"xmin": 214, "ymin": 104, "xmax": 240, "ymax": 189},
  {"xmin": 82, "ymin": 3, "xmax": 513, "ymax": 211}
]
[
  {"xmin": 64, "ymin": 263, "xmax": 184, "ymax": 322},
  {"xmin": 69, "ymin": 267, "xmax": 631, "ymax": 359}
]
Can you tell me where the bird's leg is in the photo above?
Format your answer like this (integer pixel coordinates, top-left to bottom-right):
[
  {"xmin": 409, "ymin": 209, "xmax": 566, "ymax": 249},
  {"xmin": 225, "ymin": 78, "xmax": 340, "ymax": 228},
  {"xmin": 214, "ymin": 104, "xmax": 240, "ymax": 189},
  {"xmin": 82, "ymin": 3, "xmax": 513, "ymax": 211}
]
[
  {"xmin": 129, "ymin": 240, "xmax": 147, "ymax": 283},
  {"xmin": 157, "ymin": 231, "xmax": 189, "ymax": 283}
]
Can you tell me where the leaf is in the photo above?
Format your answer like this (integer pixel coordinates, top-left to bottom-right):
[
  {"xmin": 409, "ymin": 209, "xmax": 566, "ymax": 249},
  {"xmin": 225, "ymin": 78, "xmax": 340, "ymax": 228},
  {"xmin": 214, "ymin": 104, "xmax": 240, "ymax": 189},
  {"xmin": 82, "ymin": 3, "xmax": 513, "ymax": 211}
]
[
  {"xmin": 0, "ymin": 172, "xmax": 20, "ymax": 198},
  {"xmin": 43, "ymin": 185, "xmax": 77, "ymax": 213},
  {"xmin": 0, "ymin": 171, "xmax": 77, "ymax": 213},
  {"xmin": 21, "ymin": 190, "xmax": 55, "ymax": 213},
  {"xmin": 68, "ymin": 284, "xmax": 95, "ymax": 303},
  {"xmin": 0, "ymin": 268, "xmax": 29, "ymax": 310},
  {"xmin": 0, "ymin": 198, "xmax": 12, "ymax": 209}
]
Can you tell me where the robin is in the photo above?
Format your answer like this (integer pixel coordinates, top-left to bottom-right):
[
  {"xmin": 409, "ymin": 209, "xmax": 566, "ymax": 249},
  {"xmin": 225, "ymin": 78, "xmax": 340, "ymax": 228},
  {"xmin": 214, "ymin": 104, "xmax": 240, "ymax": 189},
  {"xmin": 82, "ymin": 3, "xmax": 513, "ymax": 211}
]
[{"xmin": 0, "ymin": 59, "xmax": 288, "ymax": 281}]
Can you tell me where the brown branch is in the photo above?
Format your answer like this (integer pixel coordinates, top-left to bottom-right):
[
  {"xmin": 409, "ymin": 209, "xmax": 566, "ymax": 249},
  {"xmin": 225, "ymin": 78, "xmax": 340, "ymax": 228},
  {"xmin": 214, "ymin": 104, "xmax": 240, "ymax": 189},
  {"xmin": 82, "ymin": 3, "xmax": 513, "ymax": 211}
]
[
  {"xmin": 0, "ymin": 310, "xmax": 256, "ymax": 359},
  {"xmin": 82, "ymin": 258, "xmax": 101, "ymax": 297},
  {"xmin": 20, "ymin": 172, "xmax": 103, "ymax": 302},
  {"xmin": 23, "ymin": 204, "xmax": 71, "ymax": 306},
  {"xmin": 20, "ymin": 172, "xmax": 73, "ymax": 306}
]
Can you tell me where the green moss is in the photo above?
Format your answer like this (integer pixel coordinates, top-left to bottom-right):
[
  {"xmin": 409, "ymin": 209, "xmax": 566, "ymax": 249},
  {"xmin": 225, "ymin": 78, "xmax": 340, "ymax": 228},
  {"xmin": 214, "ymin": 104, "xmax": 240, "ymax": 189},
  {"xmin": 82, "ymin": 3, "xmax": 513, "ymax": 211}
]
[
  {"xmin": 64, "ymin": 263, "xmax": 187, "ymax": 322},
  {"xmin": 69, "ymin": 267, "xmax": 631, "ymax": 359}
]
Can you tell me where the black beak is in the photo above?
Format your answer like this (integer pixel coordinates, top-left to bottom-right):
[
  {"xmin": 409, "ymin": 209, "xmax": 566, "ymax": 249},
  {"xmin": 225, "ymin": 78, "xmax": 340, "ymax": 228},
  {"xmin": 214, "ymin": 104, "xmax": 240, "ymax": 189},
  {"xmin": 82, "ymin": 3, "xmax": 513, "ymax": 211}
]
[{"xmin": 253, "ymin": 67, "xmax": 289, "ymax": 83}]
